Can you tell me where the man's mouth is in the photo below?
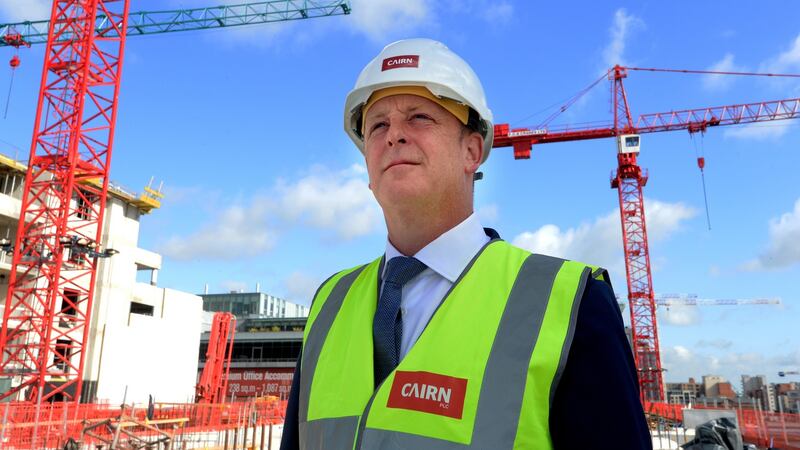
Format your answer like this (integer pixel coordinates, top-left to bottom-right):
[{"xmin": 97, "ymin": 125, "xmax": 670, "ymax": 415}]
[{"xmin": 385, "ymin": 161, "xmax": 418, "ymax": 171}]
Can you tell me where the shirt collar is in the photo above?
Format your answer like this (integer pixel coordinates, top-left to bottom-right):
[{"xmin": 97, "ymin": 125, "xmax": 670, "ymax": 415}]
[{"xmin": 384, "ymin": 213, "xmax": 490, "ymax": 283}]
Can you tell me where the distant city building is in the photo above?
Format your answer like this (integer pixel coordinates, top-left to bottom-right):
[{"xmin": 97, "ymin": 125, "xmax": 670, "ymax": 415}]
[
  {"xmin": 717, "ymin": 382, "xmax": 736, "ymax": 400},
  {"xmin": 667, "ymin": 374, "xmax": 799, "ymax": 413},
  {"xmin": 774, "ymin": 382, "xmax": 800, "ymax": 413},
  {"xmin": 666, "ymin": 378, "xmax": 703, "ymax": 405},
  {"xmin": 742, "ymin": 375, "xmax": 777, "ymax": 411},
  {"xmin": 200, "ymin": 291, "xmax": 308, "ymax": 318},
  {"xmin": 198, "ymin": 316, "xmax": 306, "ymax": 400},
  {"xmin": 702, "ymin": 375, "xmax": 727, "ymax": 398}
]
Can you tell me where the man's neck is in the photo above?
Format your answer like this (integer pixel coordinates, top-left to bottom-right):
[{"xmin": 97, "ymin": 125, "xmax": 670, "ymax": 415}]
[{"xmin": 384, "ymin": 204, "xmax": 473, "ymax": 256}]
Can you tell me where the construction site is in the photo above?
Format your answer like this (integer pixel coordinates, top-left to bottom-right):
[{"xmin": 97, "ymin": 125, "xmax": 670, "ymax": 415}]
[{"xmin": 0, "ymin": 1, "xmax": 796, "ymax": 449}]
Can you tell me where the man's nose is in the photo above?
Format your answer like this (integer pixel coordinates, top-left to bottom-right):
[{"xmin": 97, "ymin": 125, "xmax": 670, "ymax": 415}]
[{"xmin": 386, "ymin": 121, "xmax": 408, "ymax": 147}]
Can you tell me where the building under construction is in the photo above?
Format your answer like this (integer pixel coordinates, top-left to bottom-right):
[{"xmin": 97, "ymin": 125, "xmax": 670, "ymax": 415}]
[{"xmin": 0, "ymin": 154, "xmax": 204, "ymax": 405}]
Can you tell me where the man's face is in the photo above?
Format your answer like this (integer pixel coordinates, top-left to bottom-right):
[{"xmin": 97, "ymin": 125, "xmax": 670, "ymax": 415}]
[{"xmin": 362, "ymin": 94, "xmax": 482, "ymax": 212}]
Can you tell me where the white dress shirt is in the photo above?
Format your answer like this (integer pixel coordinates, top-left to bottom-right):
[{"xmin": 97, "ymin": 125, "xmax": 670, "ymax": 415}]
[{"xmin": 382, "ymin": 213, "xmax": 490, "ymax": 359}]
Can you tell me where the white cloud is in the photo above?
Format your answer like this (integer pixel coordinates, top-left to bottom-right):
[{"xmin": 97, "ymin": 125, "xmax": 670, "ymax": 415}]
[
  {"xmin": 512, "ymin": 200, "xmax": 696, "ymax": 276},
  {"xmin": 660, "ymin": 304, "xmax": 701, "ymax": 326},
  {"xmin": 161, "ymin": 185, "xmax": 209, "ymax": 205},
  {"xmin": 283, "ymin": 271, "xmax": 323, "ymax": 306},
  {"xmin": 702, "ymin": 53, "xmax": 745, "ymax": 91},
  {"xmin": 161, "ymin": 0, "xmax": 431, "ymax": 47},
  {"xmin": 346, "ymin": 0, "xmax": 431, "ymax": 41},
  {"xmin": 742, "ymin": 198, "xmax": 800, "ymax": 270},
  {"xmin": 671, "ymin": 345, "xmax": 694, "ymax": 363},
  {"xmin": 724, "ymin": 120, "xmax": 794, "ymax": 141},
  {"xmin": 164, "ymin": 0, "xmax": 519, "ymax": 47},
  {"xmin": 761, "ymin": 33, "xmax": 800, "ymax": 74},
  {"xmin": 275, "ymin": 164, "xmax": 382, "ymax": 239},
  {"xmin": 160, "ymin": 198, "xmax": 276, "ymax": 261},
  {"xmin": 757, "ymin": 33, "xmax": 800, "ymax": 96},
  {"xmin": 602, "ymin": 8, "xmax": 644, "ymax": 67},
  {"xmin": 662, "ymin": 346, "xmax": 800, "ymax": 384},
  {"xmin": 158, "ymin": 164, "xmax": 380, "ymax": 261},
  {"xmin": 0, "ymin": 0, "xmax": 49, "ymax": 21},
  {"xmin": 645, "ymin": 200, "xmax": 698, "ymax": 241}
]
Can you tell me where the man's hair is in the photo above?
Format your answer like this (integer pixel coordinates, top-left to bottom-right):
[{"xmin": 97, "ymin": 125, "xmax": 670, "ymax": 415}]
[
  {"xmin": 460, "ymin": 109, "xmax": 486, "ymax": 187},
  {"xmin": 466, "ymin": 108, "xmax": 488, "ymax": 136}
]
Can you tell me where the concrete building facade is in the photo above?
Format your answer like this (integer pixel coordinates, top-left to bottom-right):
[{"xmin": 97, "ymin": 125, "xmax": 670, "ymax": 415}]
[
  {"xmin": 742, "ymin": 375, "xmax": 777, "ymax": 411},
  {"xmin": 774, "ymin": 382, "xmax": 800, "ymax": 413},
  {"xmin": 666, "ymin": 378, "xmax": 703, "ymax": 405},
  {"xmin": 0, "ymin": 155, "xmax": 203, "ymax": 404},
  {"xmin": 702, "ymin": 375, "xmax": 726, "ymax": 398}
]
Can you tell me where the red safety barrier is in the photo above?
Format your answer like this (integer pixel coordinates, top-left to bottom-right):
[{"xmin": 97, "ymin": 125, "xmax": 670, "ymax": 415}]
[
  {"xmin": 0, "ymin": 397, "xmax": 288, "ymax": 449},
  {"xmin": 645, "ymin": 401, "xmax": 800, "ymax": 449}
]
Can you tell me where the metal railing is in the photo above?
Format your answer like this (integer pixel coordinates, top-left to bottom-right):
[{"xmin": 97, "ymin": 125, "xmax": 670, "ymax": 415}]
[{"xmin": 0, "ymin": 398, "xmax": 286, "ymax": 449}]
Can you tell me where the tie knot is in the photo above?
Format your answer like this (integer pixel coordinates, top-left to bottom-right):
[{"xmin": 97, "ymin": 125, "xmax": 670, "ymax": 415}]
[{"xmin": 384, "ymin": 256, "xmax": 427, "ymax": 287}]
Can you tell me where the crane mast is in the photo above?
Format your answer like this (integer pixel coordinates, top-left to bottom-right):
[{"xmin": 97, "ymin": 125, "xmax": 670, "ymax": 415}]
[
  {"xmin": 0, "ymin": 0, "xmax": 130, "ymax": 404},
  {"xmin": 609, "ymin": 66, "xmax": 664, "ymax": 402}
]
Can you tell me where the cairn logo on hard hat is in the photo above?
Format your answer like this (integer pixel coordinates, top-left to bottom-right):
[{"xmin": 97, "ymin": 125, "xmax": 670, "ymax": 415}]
[
  {"xmin": 345, "ymin": 39, "xmax": 494, "ymax": 161},
  {"xmin": 381, "ymin": 55, "xmax": 419, "ymax": 71}
]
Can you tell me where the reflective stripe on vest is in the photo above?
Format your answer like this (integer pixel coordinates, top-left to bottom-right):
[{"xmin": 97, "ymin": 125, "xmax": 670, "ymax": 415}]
[{"xmin": 299, "ymin": 240, "xmax": 600, "ymax": 450}]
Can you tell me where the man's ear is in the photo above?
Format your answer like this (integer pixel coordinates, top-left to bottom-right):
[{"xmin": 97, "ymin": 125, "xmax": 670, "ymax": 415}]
[{"xmin": 464, "ymin": 131, "xmax": 484, "ymax": 174}]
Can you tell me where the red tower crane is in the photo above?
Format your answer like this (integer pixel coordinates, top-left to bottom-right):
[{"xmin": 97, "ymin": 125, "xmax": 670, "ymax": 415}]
[
  {"xmin": 0, "ymin": 0, "xmax": 131, "ymax": 405},
  {"xmin": 0, "ymin": 0, "xmax": 351, "ymax": 405},
  {"xmin": 493, "ymin": 65, "xmax": 800, "ymax": 403},
  {"xmin": 196, "ymin": 312, "xmax": 236, "ymax": 404}
]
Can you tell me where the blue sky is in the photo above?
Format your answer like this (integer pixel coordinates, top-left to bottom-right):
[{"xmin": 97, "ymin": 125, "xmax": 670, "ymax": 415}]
[{"xmin": 0, "ymin": 1, "xmax": 798, "ymax": 388}]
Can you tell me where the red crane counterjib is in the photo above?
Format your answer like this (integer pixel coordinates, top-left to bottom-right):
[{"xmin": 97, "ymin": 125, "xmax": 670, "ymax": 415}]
[{"xmin": 494, "ymin": 97, "xmax": 800, "ymax": 155}]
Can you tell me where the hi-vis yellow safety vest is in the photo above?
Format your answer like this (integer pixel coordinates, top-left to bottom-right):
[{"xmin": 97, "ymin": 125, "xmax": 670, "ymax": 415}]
[{"xmin": 298, "ymin": 239, "xmax": 609, "ymax": 450}]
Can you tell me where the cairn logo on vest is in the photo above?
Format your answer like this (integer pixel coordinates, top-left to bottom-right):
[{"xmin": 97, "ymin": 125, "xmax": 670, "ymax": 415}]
[
  {"xmin": 387, "ymin": 370, "xmax": 468, "ymax": 419},
  {"xmin": 381, "ymin": 55, "xmax": 419, "ymax": 71}
]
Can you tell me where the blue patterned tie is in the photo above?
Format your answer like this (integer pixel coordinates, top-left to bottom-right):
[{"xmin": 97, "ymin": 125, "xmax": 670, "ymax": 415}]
[{"xmin": 374, "ymin": 256, "xmax": 427, "ymax": 386}]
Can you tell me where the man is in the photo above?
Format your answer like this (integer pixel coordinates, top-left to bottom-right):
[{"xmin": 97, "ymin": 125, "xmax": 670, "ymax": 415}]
[{"xmin": 281, "ymin": 39, "xmax": 651, "ymax": 449}]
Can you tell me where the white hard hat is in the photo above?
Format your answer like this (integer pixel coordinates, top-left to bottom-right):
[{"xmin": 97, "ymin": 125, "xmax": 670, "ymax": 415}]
[{"xmin": 344, "ymin": 38, "xmax": 494, "ymax": 163}]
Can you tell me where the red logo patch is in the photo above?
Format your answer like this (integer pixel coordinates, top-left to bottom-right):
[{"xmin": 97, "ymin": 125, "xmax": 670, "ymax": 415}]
[
  {"xmin": 387, "ymin": 371, "xmax": 468, "ymax": 419},
  {"xmin": 381, "ymin": 55, "xmax": 419, "ymax": 71}
]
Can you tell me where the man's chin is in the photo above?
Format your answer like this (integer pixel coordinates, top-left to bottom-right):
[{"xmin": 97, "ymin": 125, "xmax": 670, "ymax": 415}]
[{"xmin": 377, "ymin": 186, "xmax": 428, "ymax": 208}]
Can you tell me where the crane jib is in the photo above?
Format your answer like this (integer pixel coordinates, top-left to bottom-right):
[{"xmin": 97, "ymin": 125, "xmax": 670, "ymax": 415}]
[{"xmin": 0, "ymin": 1, "xmax": 352, "ymax": 47}]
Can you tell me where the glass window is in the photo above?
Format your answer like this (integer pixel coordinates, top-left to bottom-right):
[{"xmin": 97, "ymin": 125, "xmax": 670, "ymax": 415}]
[{"xmin": 130, "ymin": 301, "xmax": 154, "ymax": 316}]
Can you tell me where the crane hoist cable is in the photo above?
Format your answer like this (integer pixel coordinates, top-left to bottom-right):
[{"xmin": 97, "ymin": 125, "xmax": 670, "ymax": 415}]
[
  {"xmin": 2, "ymin": 28, "xmax": 27, "ymax": 119},
  {"xmin": 3, "ymin": 52, "xmax": 19, "ymax": 119},
  {"xmin": 691, "ymin": 133, "xmax": 711, "ymax": 230}
]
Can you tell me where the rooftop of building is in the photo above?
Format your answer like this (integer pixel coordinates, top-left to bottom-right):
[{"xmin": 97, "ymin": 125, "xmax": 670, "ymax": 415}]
[
  {"xmin": 0, "ymin": 151, "xmax": 163, "ymax": 214},
  {"xmin": 199, "ymin": 316, "xmax": 307, "ymax": 340}
]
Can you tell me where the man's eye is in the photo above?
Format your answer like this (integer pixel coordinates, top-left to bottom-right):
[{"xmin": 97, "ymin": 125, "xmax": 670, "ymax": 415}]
[
  {"xmin": 411, "ymin": 114, "xmax": 432, "ymax": 121},
  {"xmin": 370, "ymin": 122, "xmax": 387, "ymax": 133}
]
